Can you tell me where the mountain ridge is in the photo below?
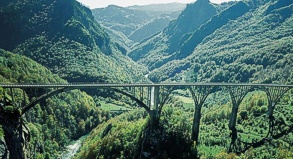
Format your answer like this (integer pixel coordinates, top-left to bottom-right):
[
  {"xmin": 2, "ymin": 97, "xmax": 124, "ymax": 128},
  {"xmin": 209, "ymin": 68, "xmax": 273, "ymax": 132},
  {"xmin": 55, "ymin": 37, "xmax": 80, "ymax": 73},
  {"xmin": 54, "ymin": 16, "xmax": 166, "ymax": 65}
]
[
  {"xmin": 147, "ymin": 0, "xmax": 293, "ymax": 83},
  {"xmin": 0, "ymin": 0, "xmax": 147, "ymax": 83},
  {"xmin": 128, "ymin": 0, "xmax": 224, "ymax": 70},
  {"xmin": 92, "ymin": 3, "xmax": 186, "ymax": 48}
]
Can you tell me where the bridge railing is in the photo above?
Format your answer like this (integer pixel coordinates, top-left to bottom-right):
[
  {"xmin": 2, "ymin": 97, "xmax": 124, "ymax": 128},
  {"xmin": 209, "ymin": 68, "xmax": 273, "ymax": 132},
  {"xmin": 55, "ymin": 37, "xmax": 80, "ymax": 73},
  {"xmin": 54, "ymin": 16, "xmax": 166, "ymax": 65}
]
[{"xmin": 1, "ymin": 83, "xmax": 293, "ymax": 88}]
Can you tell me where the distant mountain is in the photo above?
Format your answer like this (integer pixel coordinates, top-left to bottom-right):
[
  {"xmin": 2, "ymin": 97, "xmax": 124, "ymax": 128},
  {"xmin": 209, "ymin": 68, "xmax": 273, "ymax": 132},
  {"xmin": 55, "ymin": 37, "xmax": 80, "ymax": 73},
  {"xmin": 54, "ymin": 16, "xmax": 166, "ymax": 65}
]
[
  {"xmin": 128, "ymin": 17, "xmax": 171, "ymax": 42},
  {"xmin": 128, "ymin": 3, "xmax": 186, "ymax": 13},
  {"xmin": 0, "ymin": 0, "xmax": 147, "ymax": 83},
  {"xmin": 129, "ymin": 0, "xmax": 230, "ymax": 70},
  {"xmin": 91, "ymin": 3, "xmax": 186, "ymax": 48},
  {"xmin": 135, "ymin": 0, "xmax": 293, "ymax": 83}
]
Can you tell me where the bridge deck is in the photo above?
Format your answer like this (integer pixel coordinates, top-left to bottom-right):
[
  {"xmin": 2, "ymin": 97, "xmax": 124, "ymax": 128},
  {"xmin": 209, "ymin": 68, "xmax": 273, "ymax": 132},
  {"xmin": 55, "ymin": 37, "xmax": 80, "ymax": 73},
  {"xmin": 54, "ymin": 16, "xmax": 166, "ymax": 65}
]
[{"xmin": 1, "ymin": 83, "xmax": 293, "ymax": 88}]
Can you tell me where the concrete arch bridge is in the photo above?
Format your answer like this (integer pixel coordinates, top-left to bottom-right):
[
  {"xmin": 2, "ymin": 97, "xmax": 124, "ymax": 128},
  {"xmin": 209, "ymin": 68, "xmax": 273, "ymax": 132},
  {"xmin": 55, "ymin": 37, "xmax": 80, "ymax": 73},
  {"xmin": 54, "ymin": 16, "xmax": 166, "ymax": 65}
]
[{"xmin": 1, "ymin": 83, "xmax": 293, "ymax": 156}]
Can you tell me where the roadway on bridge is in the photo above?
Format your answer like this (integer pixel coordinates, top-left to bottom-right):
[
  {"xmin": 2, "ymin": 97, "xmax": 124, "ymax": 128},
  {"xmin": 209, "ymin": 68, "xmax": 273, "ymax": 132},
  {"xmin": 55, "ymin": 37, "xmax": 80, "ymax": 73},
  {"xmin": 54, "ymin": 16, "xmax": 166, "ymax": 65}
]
[{"xmin": 1, "ymin": 83, "xmax": 293, "ymax": 88}]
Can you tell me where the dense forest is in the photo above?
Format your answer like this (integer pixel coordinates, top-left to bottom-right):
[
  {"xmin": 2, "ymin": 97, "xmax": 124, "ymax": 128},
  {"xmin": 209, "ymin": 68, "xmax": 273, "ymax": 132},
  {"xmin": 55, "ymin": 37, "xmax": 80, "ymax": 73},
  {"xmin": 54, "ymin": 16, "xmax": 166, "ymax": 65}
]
[
  {"xmin": 0, "ymin": 0, "xmax": 147, "ymax": 158},
  {"xmin": 0, "ymin": 0, "xmax": 293, "ymax": 158},
  {"xmin": 130, "ymin": 0, "xmax": 293, "ymax": 84},
  {"xmin": 0, "ymin": 49, "xmax": 110, "ymax": 158},
  {"xmin": 0, "ymin": 0, "xmax": 147, "ymax": 83}
]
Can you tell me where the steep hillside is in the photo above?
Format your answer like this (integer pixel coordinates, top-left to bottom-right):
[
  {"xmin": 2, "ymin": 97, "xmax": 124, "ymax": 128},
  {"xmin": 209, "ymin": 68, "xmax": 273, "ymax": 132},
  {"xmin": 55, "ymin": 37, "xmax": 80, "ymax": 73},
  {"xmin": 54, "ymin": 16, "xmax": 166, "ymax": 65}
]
[
  {"xmin": 129, "ymin": 17, "xmax": 171, "ymax": 42},
  {"xmin": 92, "ymin": 5, "xmax": 152, "ymax": 38},
  {"xmin": 148, "ymin": 0, "xmax": 293, "ymax": 83},
  {"xmin": 128, "ymin": 0, "xmax": 293, "ymax": 83},
  {"xmin": 129, "ymin": 0, "xmax": 230, "ymax": 70},
  {"xmin": 92, "ymin": 3, "xmax": 186, "ymax": 47},
  {"xmin": 0, "ymin": 0, "xmax": 147, "ymax": 83},
  {"xmin": 0, "ymin": 49, "xmax": 109, "ymax": 158}
]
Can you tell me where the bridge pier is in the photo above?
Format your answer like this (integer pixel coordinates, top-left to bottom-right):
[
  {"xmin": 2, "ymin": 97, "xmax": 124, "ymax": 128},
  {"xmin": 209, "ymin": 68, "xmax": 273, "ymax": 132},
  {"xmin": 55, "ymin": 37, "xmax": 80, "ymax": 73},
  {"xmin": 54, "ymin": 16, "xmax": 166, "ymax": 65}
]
[
  {"xmin": 152, "ymin": 86, "xmax": 160, "ymax": 111},
  {"xmin": 188, "ymin": 86, "xmax": 214, "ymax": 158},
  {"xmin": 10, "ymin": 88, "xmax": 14, "ymax": 106},
  {"xmin": 264, "ymin": 87, "xmax": 291, "ymax": 137},
  {"xmin": 22, "ymin": 89, "xmax": 26, "ymax": 107},
  {"xmin": 140, "ymin": 87, "xmax": 144, "ymax": 101},
  {"xmin": 149, "ymin": 86, "xmax": 159, "ymax": 126},
  {"xmin": 1, "ymin": 83, "xmax": 293, "ymax": 156},
  {"xmin": 147, "ymin": 87, "xmax": 151, "ymax": 107},
  {"xmin": 149, "ymin": 86, "xmax": 174, "ymax": 126},
  {"xmin": 227, "ymin": 86, "xmax": 251, "ymax": 153},
  {"xmin": 188, "ymin": 86, "xmax": 214, "ymax": 143}
]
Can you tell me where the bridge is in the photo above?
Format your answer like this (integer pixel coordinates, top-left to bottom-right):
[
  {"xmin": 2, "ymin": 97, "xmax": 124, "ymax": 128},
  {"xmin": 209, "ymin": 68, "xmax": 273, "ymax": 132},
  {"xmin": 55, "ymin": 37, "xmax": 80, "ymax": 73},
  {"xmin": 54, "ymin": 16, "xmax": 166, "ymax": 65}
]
[
  {"xmin": 1, "ymin": 82, "xmax": 293, "ymax": 155},
  {"xmin": 2, "ymin": 82, "xmax": 293, "ymax": 88}
]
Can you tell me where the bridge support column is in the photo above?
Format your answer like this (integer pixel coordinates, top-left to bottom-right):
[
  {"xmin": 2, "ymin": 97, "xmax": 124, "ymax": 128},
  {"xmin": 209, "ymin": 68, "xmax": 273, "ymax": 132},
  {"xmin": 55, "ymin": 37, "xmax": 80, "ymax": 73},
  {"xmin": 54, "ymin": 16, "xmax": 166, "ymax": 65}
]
[
  {"xmin": 264, "ymin": 87, "xmax": 291, "ymax": 137},
  {"xmin": 150, "ymin": 86, "xmax": 160, "ymax": 126},
  {"xmin": 149, "ymin": 86, "xmax": 174, "ymax": 127},
  {"xmin": 22, "ymin": 89, "xmax": 26, "ymax": 107},
  {"xmin": 188, "ymin": 86, "xmax": 214, "ymax": 143},
  {"xmin": 10, "ymin": 88, "xmax": 14, "ymax": 105},
  {"xmin": 147, "ymin": 87, "xmax": 151, "ymax": 107},
  {"xmin": 227, "ymin": 86, "xmax": 251, "ymax": 153},
  {"xmin": 140, "ymin": 87, "xmax": 144, "ymax": 101},
  {"xmin": 153, "ymin": 86, "xmax": 160, "ymax": 111},
  {"xmin": 188, "ymin": 86, "xmax": 214, "ymax": 158}
]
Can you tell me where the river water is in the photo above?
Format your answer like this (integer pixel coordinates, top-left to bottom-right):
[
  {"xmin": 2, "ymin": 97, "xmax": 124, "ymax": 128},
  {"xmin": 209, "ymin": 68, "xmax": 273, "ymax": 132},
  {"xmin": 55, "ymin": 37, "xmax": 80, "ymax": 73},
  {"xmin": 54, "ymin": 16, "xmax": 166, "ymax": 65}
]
[{"xmin": 59, "ymin": 135, "xmax": 88, "ymax": 159}]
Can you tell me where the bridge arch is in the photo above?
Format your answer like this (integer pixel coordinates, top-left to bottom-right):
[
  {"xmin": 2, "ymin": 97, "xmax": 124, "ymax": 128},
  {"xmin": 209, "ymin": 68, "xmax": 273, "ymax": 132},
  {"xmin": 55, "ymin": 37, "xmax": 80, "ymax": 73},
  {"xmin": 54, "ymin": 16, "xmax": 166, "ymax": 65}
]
[
  {"xmin": 2, "ymin": 83, "xmax": 293, "ymax": 156},
  {"xmin": 221, "ymin": 86, "xmax": 292, "ymax": 153},
  {"xmin": 21, "ymin": 87, "xmax": 151, "ymax": 116}
]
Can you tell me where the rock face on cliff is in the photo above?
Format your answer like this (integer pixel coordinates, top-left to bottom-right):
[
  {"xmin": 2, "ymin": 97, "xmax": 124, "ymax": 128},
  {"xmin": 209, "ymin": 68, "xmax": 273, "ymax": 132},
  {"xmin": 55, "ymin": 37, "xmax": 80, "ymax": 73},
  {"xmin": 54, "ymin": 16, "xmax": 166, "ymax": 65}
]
[
  {"xmin": 0, "ymin": 137, "xmax": 9, "ymax": 159},
  {"xmin": 0, "ymin": 96, "xmax": 30, "ymax": 159},
  {"xmin": 0, "ymin": 117, "xmax": 30, "ymax": 159}
]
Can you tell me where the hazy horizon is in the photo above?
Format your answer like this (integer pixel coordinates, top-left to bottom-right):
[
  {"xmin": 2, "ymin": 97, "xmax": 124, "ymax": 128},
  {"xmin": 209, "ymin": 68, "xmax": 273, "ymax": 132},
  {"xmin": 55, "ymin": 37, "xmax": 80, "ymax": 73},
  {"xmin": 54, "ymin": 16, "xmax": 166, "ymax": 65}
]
[{"xmin": 77, "ymin": 0, "xmax": 239, "ymax": 9}]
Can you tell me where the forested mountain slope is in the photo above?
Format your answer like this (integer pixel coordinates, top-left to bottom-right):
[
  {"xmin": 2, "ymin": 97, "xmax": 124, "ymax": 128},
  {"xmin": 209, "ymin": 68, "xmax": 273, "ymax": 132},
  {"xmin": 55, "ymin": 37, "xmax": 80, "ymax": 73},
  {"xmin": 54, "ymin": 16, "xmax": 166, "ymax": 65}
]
[
  {"xmin": 0, "ymin": 49, "xmax": 109, "ymax": 158},
  {"xmin": 0, "ymin": 0, "xmax": 148, "ymax": 158},
  {"xmin": 0, "ymin": 0, "xmax": 147, "ymax": 84},
  {"xmin": 91, "ymin": 3, "xmax": 186, "ymax": 48},
  {"xmin": 129, "ymin": 0, "xmax": 293, "ymax": 83},
  {"xmin": 129, "ymin": 0, "xmax": 234, "ymax": 70}
]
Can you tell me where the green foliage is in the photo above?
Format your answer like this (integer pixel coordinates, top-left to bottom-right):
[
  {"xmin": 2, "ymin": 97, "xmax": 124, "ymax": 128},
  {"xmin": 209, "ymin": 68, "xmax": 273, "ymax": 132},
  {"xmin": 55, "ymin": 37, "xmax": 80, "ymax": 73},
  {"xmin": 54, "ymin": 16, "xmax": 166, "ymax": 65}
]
[
  {"xmin": 74, "ymin": 110, "xmax": 147, "ymax": 159},
  {"xmin": 0, "ymin": 125, "xmax": 3, "ymax": 138},
  {"xmin": 1, "ymin": 0, "xmax": 293, "ymax": 159},
  {"xmin": 76, "ymin": 106, "xmax": 193, "ymax": 159},
  {"xmin": 169, "ymin": 88, "xmax": 293, "ymax": 158},
  {"xmin": 0, "ymin": 50, "xmax": 109, "ymax": 158},
  {"xmin": 77, "ymin": 91, "xmax": 293, "ymax": 158},
  {"xmin": 129, "ymin": 0, "xmax": 219, "ymax": 68},
  {"xmin": 130, "ymin": 0, "xmax": 293, "ymax": 84},
  {"xmin": 177, "ymin": 1, "xmax": 250, "ymax": 60},
  {"xmin": 0, "ymin": 0, "xmax": 148, "ymax": 84}
]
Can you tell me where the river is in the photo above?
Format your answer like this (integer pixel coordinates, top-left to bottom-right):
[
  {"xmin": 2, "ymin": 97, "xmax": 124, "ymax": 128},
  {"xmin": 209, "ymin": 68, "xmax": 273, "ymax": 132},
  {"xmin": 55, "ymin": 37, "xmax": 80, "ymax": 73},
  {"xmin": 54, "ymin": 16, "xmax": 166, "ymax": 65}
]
[{"xmin": 59, "ymin": 135, "xmax": 88, "ymax": 159}]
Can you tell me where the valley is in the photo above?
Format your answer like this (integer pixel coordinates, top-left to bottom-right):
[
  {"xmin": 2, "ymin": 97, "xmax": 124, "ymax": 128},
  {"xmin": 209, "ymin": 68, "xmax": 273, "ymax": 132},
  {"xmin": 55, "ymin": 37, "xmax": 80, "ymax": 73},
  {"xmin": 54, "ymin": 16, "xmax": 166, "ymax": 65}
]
[{"xmin": 0, "ymin": 0, "xmax": 293, "ymax": 158}]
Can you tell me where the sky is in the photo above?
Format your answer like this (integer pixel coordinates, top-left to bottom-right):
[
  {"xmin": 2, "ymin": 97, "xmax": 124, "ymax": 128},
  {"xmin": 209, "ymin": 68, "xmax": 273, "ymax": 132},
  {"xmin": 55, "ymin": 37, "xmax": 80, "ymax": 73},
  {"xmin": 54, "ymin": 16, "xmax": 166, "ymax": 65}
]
[{"xmin": 76, "ymin": 0, "xmax": 239, "ymax": 9}]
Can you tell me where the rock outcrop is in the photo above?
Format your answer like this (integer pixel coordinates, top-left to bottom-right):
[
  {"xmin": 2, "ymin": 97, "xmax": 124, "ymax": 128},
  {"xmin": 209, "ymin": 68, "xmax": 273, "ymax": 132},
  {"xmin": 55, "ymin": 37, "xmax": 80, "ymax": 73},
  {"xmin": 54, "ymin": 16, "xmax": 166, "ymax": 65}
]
[{"xmin": 0, "ymin": 137, "xmax": 9, "ymax": 159}]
